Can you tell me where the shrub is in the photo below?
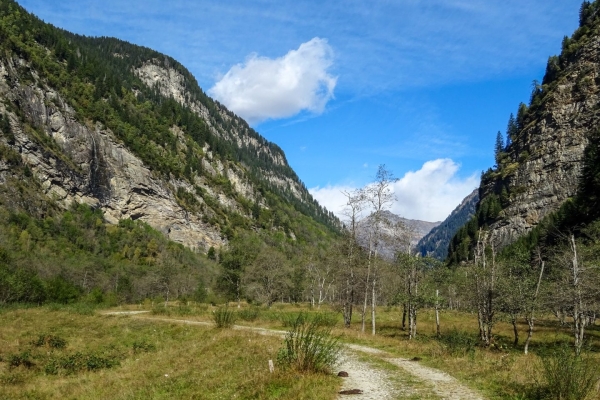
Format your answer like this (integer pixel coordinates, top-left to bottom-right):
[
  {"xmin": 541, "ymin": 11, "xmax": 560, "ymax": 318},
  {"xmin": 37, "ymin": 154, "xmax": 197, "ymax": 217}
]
[
  {"xmin": 8, "ymin": 351, "xmax": 34, "ymax": 369},
  {"xmin": 32, "ymin": 334, "xmax": 67, "ymax": 349},
  {"xmin": 276, "ymin": 313, "xmax": 341, "ymax": 373},
  {"xmin": 212, "ymin": 306, "xmax": 237, "ymax": 328},
  {"xmin": 151, "ymin": 305, "xmax": 171, "ymax": 316},
  {"xmin": 537, "ymin": 345, "xmax": 599, "ymax": 400},
  {"xmin": 44, "ymin": 352, "xmax": 119, "ymax": 375},
  {"xmin": 132, "ymin": 340, "xmax": 156, "ymax": 354},
  {"xmin": 311, "ymin": 312, "xmax": 338, "ymax": 328}
]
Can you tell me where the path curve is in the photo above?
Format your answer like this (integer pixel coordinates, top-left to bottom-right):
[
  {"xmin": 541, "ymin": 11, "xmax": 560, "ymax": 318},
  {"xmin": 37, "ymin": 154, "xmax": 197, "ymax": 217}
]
[
  {"xmin": 102, "ymin": 312, "xmax": 485, "ymax": 399},
  {"xmin": 346, "ymin": 344, "xmax": 484, "ymax": 400}
]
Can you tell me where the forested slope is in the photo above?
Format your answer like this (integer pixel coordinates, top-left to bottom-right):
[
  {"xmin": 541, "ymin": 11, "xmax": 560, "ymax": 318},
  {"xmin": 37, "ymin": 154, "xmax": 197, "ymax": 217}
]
[{"xmin": 0, "ymin": 0, "xmax": 340, "ymax": 305}]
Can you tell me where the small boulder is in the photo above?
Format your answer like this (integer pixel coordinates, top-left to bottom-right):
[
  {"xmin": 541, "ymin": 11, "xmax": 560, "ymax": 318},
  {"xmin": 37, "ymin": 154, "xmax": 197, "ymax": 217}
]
[
  {"xmin": 337, "ymin": 371, "xmax": 349, "ymax": 377},
  {"xmin": 339, "ymin": 389, "xmax": 363, "ymax": 395}
]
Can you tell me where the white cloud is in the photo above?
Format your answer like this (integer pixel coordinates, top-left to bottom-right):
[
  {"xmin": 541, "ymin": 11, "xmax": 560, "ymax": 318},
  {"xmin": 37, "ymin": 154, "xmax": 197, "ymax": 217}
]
[
  {"xmin": 208, "ymin": 37, "xmax": 337, "ymax": 124},
  {"xmin": 389, "ymin": 159, "xmax": 478, "ymax": 222},
  {"xmin": 310, "ymin": 159, "xmax": 478, "ymax": 223},
  {"xmin": 309, "ymin": 184, "xmax": 357, "ymax": 221}
]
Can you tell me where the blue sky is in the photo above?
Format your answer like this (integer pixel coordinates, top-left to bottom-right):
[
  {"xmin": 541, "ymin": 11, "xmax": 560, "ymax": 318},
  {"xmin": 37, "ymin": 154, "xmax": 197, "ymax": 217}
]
[{"xmin": 18, "ymin": 0, "xmax": 582, "ymax": 221}]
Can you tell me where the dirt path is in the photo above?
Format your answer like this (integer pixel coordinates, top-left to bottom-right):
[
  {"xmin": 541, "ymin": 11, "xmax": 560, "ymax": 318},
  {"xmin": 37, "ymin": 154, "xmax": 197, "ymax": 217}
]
[
  {"xmin": 346, "ymin": 344, "xmax": 484, "ymax": 400},
  {"xmin": 102, "ymin": 312, "xmax": 484, "ymax": 399}
]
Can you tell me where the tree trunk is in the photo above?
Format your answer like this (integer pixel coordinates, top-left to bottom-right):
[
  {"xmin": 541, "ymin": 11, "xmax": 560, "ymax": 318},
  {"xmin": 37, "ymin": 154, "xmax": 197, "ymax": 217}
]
[
  {"xmin": 524, "ymin": 260, "xmax": 544, "ymax": 355},
  {"xmin": 435, "ymin": 289, "xmax": 440, "ymax": 338},
  {"xmin": 401, "ymin": 303, "xmax": 407, "ymax": 330},
  {"xmin": 371, "ymin": 278, "xmax": 376, "ymax": 335},
  {"xmin": 361, "ymin": 249, "xmax": 372, "ymax": 333},
  {"xmin": 511, "ymin": 315, "xmax": 519, "ymax": 346}
]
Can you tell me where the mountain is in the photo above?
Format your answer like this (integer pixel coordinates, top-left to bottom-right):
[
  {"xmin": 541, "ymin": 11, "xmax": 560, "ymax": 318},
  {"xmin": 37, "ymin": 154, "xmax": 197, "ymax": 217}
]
[
  {"xmin": 356, "ymin": 210, "xmax": 440, "ymax": 259},
  {"xmin": 0, "ymin": 0, "xmax": 338, "ymax": 252},
  {"xmin": 448, "ymin": 1, "xmax": 600, "ymax": 263},
  {"xmin": 0, "ymin": 0, "xmax": 342, "ymax": 304},
  {"xmin": 416, "ymin": 189, "xmax": 478, "ymax": 260}
]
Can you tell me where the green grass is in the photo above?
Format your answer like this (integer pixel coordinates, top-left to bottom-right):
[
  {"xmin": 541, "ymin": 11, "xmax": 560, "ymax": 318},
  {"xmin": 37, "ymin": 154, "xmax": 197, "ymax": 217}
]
[
  {"xmin": 0, "ymin": 306, "xmax": 340, "ymax": 399},
  {"xmin": 5, "ymin": 302, "xmax": 599, "ymax": 399}
]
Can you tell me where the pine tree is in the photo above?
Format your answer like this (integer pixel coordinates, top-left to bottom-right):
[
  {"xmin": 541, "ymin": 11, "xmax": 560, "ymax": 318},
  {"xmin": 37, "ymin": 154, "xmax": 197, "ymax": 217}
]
[
  {"xmin": 506, "ymin": 113, "xmax": 517, "ymax": 146},
  {"xmin": 516, "ymin": 103, "xmax": 528, "ymax": 131},
  {"xmin": 494, "ymin": 131, "xmax": 505, "ymax": 167},
  {"xmin": 580, "ymin": 1, "xmax": 592, "ymax": 27}
]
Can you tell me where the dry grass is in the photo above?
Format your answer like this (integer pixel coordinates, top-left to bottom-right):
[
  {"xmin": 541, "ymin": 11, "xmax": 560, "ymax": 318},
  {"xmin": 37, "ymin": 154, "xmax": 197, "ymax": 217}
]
[
  {"xmin": 7, "ymin": 302, "xmax": 598, "ymax": 399},
  {"xmin": 128, "ymin": 302, "xmax": 600, "ymax": 400},
  {"xmin": 0, "ymin": 305, "xmax": 339, "ymax": 399}
]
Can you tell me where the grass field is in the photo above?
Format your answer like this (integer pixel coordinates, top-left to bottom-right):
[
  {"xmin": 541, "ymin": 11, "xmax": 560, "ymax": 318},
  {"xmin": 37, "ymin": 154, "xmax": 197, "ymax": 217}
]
[
  {"xmin": 0, "ymin": 304, "xmax": 339, "ymax": 400},
  {"xmin": 1, "ymin": 302, "xmax": 599, "ymax": 399}
]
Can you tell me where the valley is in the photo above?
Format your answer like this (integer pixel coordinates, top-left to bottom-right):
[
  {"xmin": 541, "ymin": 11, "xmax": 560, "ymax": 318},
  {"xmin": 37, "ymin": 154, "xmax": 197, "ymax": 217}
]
[{"xmin": 1, "ymin": 0, "xmax": 600, "ymax": 399}]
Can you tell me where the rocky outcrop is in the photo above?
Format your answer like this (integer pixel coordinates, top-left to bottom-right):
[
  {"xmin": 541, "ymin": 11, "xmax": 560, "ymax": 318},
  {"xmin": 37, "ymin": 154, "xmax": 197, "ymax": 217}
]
[
  {"xmin": 483, "ymin": 36, "xmax": 600, "ymax": 246},
  {"xmin": 356, "ymin": 210, "xmax": 440, "ymax": 259},
  {"xmin": 417, "ymin": 189, "xmax": 478, "ymax": 260},
  {"xmin": 0, "ymin": 56, "xmax": 223, "ymax": 251}
]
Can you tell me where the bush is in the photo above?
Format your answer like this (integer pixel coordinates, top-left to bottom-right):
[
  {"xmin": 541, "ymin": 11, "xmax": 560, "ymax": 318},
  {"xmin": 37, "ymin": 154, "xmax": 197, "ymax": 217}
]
[
  {"xmin": 537, "ymin": 345, "xmax": 599, "ymax": 400},
  {"xmin": 8, "ymin": 351, "xmax": 34, "ymax": 369},
  {"xmin": 32, "ymin": 334, "xmax": 67, "ymax": 349},
  {"xmin": 44, "ymin": 352, "xmax": 119, "ymax": 375},
  {"xmin": 276, "ymin": 313, "xmax": 341, "ymax": 373},
  {"xmin": 311, "ymin": 312, "xmax": 338, "ymax": 328},
  {"xmin": 212, "ymin": 306, "xmax": 237, "ymax": 328},
  {"xmin": 132, "ymin": 340, "xmax": 156, "ymax": 354}
]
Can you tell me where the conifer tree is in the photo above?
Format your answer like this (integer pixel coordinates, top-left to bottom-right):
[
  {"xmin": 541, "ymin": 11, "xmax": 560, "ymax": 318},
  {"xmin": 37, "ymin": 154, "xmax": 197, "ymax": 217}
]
[
  {"xmin": 506, "ymin": 113, "xmax": 517, "ymax": 147},
  {"xmin": 494, "ymin": 131, "xmax": 505, "ymax": 167}
]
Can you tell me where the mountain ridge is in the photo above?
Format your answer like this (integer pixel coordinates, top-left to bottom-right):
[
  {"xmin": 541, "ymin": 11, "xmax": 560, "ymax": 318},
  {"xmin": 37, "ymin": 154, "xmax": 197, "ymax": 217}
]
[
  {"xmin": 416, "ymin": 189, "xmax": 478, "ymax": 260},
  {"xmin": 448, "ymin": 0, "xmax": 600, "ymax": 262},
  {"xmin": 0, "ymin": 1, "xmax": 339, "ymax": 253}
]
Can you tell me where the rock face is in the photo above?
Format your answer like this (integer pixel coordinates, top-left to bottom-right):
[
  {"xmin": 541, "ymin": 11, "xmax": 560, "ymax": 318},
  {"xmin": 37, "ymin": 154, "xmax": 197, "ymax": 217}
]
[
  {"xmin": 356, "ymin": 210, "xmax": 440, "ymax": 259},
  {"xmin": 482, "ymin": 33, "xmax": 599, "ymax": 246},
  {"xmin": 0, "ymin": 31, "xmax": 335, "ymax": 251},
  {"xmin": 0, "ymin": 56, "xmax": 222, "ymax": 251},
  {"xmin": 417, "ymin": 189, "xmax": 478, "ymax": 260}
]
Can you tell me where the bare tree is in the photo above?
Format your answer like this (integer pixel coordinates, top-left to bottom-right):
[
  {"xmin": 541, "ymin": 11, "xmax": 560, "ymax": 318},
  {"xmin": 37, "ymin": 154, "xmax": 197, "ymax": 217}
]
[
  {"xmin": 549, "ymin": 233, "xmax": 600, "ymax": 354},
  {"xmin": 472, "ymin": 229, "xmax": 498, "ymax": 347},
  {"xmin": 338, "ymin": 189, "xmax": 367, "ymax": 327},
  {"xmin": 363, "ymin": 165, "xmax": 397, "ymax": 335},
  {"xmin": 524, "ymin": 248, "xmax": 545, "ymax": 355}
]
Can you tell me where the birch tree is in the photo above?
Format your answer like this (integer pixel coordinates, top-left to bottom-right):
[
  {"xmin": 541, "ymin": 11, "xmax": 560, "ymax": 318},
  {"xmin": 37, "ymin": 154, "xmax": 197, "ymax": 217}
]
[
  {"xmin": 472, "ymin": 229, "xmax": 498, "ymax": 346},
  {"xmin": 363, "ymin": 165, "xmax": 397, "ymax": 335},
  {"xmin": 338, "ymin": 189, "xmax": 367, "ymax": 327}
]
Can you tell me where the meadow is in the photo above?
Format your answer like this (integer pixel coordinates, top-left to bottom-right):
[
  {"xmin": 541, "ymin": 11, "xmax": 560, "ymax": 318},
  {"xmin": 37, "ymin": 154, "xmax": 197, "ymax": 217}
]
[{"xmin": 1, "ymin": 302, "xmax": 598, "ymax": 399}]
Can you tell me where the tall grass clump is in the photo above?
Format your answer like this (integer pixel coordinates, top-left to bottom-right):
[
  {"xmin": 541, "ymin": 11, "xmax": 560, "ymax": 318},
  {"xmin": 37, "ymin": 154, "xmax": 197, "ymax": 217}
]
[
  {"xmin": 277, "ymin": 313, "xmax": 341, "ymax": 373},
  {"xmin": 212, "ymin": 306, "xmax": 237, "ymax": 328},
  {"xmin": 238, "ymin": 307, "xmax": 260, "ymax": 322},
  {"xmin": 537, "ymin": 345, "xmax": 599, "ymax": 400},
  {"xmin": 437, "ymin": 328, "xmax": 477, "ymax": 357}
]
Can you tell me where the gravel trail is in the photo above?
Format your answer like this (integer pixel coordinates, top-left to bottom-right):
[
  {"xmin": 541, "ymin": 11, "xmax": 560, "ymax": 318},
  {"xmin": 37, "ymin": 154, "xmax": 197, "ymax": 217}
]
[{"xmin": 103, "ymin": 312, "xmax": 485, "ymax": 399}]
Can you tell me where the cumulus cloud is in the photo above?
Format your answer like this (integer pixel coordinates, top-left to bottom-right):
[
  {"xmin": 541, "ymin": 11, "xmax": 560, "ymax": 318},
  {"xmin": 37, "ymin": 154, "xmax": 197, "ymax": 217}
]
[
  {"xmin": 309, "ymin": 184, "xmax": 357, "ymax": 221},
  {"xmin": 389, "ymin": 159, "xmax": 478, "ymax": 222},
  {"xmin": 310, "ymin": 159, "xmax": 478, "ymax": 223},
  {"xmin": 208, "ymin": 37, "xmax": 337, "ymax": 124}
]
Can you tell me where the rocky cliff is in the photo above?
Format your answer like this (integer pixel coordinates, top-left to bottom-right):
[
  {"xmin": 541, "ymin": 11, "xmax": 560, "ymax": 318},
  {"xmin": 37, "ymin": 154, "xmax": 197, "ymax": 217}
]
[
  {"xmin": 356, "ymin": 210, "xmax": 440, "ymax": 259},
  {"xmin": 417, "ymin": 189, "xmax": 478, "ymax": 260},
  {"xmin": 448, "ymin": 2, "xmax": 600, "ymax": 260},
  {"xmin": 0, "ymin": 1, "xmax": 338, "ymax": 253}
]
